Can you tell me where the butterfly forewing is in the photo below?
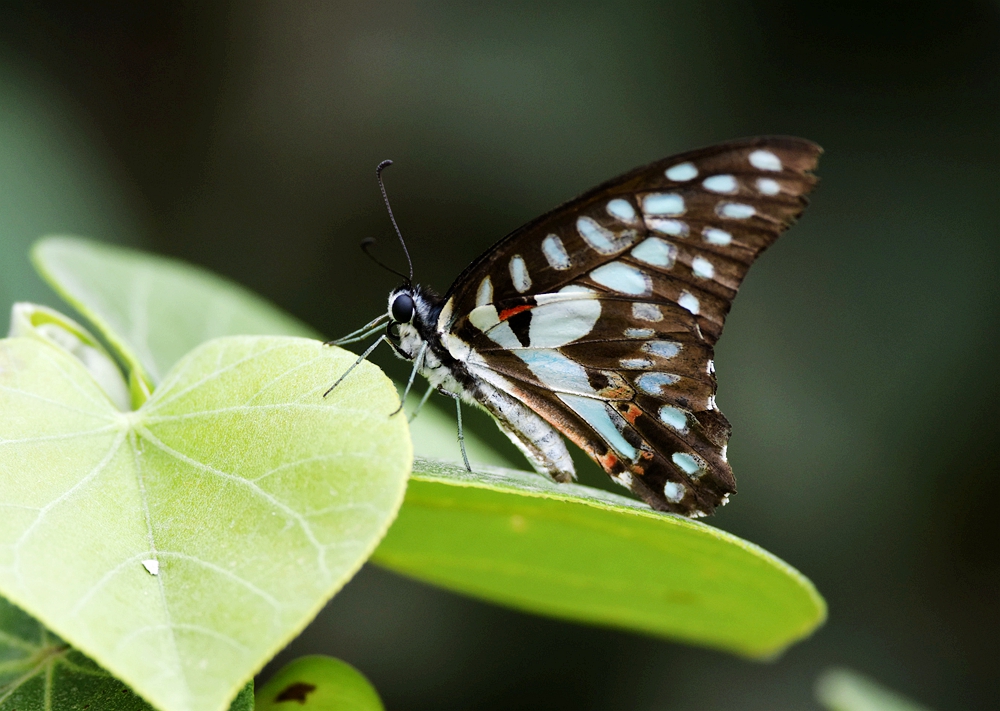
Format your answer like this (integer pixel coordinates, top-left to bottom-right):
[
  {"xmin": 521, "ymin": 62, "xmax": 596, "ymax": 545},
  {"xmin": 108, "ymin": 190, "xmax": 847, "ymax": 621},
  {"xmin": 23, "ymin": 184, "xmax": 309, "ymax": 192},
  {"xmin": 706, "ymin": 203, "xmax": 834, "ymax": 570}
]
[{"xmin": 440, "ymin": 137, "xmax": 820, "ymax": 515}]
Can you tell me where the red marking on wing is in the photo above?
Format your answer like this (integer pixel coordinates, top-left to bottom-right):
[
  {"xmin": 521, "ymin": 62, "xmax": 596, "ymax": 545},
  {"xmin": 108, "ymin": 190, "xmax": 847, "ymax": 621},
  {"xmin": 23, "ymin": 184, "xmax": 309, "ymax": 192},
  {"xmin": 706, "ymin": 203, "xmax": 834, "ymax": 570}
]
[
  {"xmin": 597, "ymin": 451, "xmax": 619, "ymax": 471},
  {"xmin": 623, "ymin": 404, "xmax": 642, "ymax": 424},
  {"xmin": 498, "ymin": 304, "xmax": 533, "ymax": 321}
]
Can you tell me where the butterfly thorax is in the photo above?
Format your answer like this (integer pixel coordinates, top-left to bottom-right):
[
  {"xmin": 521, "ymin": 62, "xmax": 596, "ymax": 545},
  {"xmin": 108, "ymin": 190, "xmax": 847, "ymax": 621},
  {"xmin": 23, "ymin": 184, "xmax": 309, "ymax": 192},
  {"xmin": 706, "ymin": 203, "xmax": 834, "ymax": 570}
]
[{"xmin": 385, "ymin": 284, "xmax": 468, "ymax": 397}]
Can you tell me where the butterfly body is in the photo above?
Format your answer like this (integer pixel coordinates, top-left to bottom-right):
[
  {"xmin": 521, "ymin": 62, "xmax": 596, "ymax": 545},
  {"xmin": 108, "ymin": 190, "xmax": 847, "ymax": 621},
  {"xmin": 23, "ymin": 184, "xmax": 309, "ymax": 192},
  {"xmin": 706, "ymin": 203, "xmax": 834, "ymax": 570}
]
[{"xmin": 361, "ymin": 137, "xmax": 821, "ymax": 517}]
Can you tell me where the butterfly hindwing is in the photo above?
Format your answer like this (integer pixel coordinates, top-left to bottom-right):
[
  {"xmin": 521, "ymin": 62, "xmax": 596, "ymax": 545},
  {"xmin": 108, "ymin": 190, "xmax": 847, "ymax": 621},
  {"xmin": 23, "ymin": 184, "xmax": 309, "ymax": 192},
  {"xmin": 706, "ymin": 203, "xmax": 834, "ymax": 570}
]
[{"xmin": 438, "ymin": 137, "xmax": 821, "ymax": 515}]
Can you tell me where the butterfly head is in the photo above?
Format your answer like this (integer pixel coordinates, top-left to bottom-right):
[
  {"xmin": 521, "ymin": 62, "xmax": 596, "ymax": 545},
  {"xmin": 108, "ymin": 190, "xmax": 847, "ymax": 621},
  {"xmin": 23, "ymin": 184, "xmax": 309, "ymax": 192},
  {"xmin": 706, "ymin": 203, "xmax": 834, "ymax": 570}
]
[{"xmin": 385, "ymin": 284, "xmax": 439, "ymax": 361}]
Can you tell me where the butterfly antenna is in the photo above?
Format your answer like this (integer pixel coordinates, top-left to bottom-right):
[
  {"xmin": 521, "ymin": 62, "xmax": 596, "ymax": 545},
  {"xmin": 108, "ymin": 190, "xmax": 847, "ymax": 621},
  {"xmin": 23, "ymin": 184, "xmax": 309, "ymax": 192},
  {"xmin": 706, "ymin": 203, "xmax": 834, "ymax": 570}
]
[
  {"xmin": 360, "ymin": 238, "xmax": 410, "ymax": 282},
  {"xmin": 376, "ymin": 159, "xmax": 413, "ymax": 283}
]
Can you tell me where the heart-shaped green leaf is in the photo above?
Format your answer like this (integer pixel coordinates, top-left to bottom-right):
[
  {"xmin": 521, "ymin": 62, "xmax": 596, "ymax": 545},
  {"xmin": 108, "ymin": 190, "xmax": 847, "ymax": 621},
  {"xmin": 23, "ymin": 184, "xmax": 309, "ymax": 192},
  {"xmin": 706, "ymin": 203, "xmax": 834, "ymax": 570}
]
[
  {"xmin": 31, "ymin": 236, "xmax": 318, "ymax": 387},
  {"xmin": 373, "ymin": 458, "xmax": 825, "ymax": 658},
  {"xmin": 0, "ymin": 334, "xmax": 410, "ymax": 711},
  {"xmin": 0, "ymin": 596, "xmax": 254, "ymax": 711},
  {"xmin": 256, "ymin": 656, "xmax": 384, "ymax": 711}
]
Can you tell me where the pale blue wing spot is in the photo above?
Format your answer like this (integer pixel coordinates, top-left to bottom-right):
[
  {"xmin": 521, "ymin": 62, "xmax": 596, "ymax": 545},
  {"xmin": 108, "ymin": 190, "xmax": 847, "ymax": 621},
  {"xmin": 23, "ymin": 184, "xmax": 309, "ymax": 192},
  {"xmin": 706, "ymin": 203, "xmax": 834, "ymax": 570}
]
[
  {"xmin": 576, "ymin": 216, "xmax": 618, "ymax": 254},
  {"xmin": 515, "ymin": 348, "xmax": 595, "ymax": 395},
  {"xmin": 663, "ymin": 481, "xmax": 685, "ymax": 503},
  {"xmin": 620, "ymin": 357, "xmax": 654, "ymax": 369},
  {"xmin": 641, "ymin": 340, "xmax": 681, "ymax": 359},
  {"xmin": 631, "ymin": 302, "xmax": 663, "ymax": 322},
  {"xmin": 589, "ymin": 262, "xmax": 652, "ymax": 296},
  {"xmin": 630, "ymin": 237, "xmax": 677, "ymax": 268},
  {"xmin": 476, "ymin": 276, "xmax": 493, "ymax": 307},
  {"xmin": 509, "ymin": 255, "xmax": 531, "ymax": 293},
  {"xmin": 541, "ymin": 234, "xmax": 572, "ymax": 270},
  {"xmin": 702, "ymin": 227, "xmax": 732, "ymax": 246},
  {"xmin": 658, "ymin": 405, "xmax": 689, "ymax": 432},
  {"xmin": 691, "ymin": 256, "xmax": 715, "ymax": 279},
  {"xmin": 702, "ymin": 174, "xmax": 738, "ymax": 194},
  {"xmin": 665, "ymin": 162, "xmax": 698, "ymax": 181},
  {"xmin": 756, "ymin": 177, "xmax": 781, "ymax": 195},
  {"xmin": 672, "ymin": 452, "xmax": 704, "ymax": 476},
  {"xmin": 556, "ymin": 393, "xmax": 637, "ymax": 460},
  {"xmin": 624, "ymin": 327, "xmax": 654, "ymax": 339},
  {"xmin": 636, "ymin": 372, "xmax": 679, "ymax": 395},
  {"xmin": 644, "ymin": 217, "xmax": 688, "ymax": 237},
  {"xmin": 606, "ymin": 198, "xmax": 637, "ymax": 223},
  {"xmin": 678, "ymin": 292, "xmax": 700, "ymax": 314},
  {"xmin": 749, "ymin": 149, "xmax": 782, "ymax": 171},
  {"xmin": 641, "ymin": 193, "xmax": 685, "ymax": 216},
  {"xmin": 717, "ymin": 203, "xmax": 756, "ymax": 219}
]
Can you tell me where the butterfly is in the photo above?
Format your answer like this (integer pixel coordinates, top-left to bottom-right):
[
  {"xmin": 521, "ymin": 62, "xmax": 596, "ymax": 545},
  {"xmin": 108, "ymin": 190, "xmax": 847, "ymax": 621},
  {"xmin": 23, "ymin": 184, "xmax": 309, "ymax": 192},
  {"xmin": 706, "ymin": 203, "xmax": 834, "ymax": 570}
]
[{"xmin": 329, "ymin": 137, "xmax": 821, "ymax": 517}]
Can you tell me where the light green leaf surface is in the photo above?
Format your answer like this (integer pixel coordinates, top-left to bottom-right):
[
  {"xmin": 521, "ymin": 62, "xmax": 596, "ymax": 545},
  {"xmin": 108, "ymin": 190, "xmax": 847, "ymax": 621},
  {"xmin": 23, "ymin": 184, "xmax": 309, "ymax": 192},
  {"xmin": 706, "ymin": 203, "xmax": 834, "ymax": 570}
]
[
  {"xmin": 817, "ymin": 668, "xmax": 936, "ymax": 711},
  {"xmin": 0, "ymin": 594, "xmax": 254, "ymax": 711},
  {"xmin": 0, "ymin": 335, "xmax": 410, "ymax": 711},
  {"xmin": 373, "ymin": 458, "xmax": 825, "ymax": 658},
  {"xmin": 32, "ymin": 236, "xmax": 318, "ymax": 387},
  {"xmin": 255, "ymin": 656, "xmax": 383, "ymax": 711}
]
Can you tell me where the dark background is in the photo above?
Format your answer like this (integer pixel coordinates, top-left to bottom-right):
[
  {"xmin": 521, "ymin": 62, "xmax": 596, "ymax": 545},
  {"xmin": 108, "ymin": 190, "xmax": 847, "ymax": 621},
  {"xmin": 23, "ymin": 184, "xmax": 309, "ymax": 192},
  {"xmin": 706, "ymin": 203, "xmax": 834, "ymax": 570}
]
[{"xmin": 1, "ymin": 2, "xmax": 997, "ymax": 709}]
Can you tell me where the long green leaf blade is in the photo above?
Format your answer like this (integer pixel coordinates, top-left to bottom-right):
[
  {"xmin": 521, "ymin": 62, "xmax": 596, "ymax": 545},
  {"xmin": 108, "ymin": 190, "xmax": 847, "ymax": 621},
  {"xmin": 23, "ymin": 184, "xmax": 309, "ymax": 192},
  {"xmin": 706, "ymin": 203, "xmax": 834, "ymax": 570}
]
[{"xmin": 373, "ymin": 458, "xmax": 825, "ymax": 658}]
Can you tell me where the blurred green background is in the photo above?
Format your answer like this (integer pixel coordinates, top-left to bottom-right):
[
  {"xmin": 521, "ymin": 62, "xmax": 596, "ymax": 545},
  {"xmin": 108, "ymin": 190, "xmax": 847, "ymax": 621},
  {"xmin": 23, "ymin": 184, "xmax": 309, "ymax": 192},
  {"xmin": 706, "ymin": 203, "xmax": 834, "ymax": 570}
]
[{"xmin": 1, "ymin": 2, "xmax": 997, "ymax": 709}]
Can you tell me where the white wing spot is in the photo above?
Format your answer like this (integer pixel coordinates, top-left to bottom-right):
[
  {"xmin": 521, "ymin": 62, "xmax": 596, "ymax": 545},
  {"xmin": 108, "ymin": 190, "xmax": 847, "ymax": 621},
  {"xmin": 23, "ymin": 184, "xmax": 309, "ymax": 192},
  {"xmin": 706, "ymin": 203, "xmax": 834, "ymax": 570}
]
[
  {"xmin": 678, "ymin": 292, "xmax": 700, "ymax": 314},
  {"xmin": 642, "ymin": 193, "xmax": 685, "ymax": 216},
  {"xmin": 616, "ymin": 471, "xmax": 634, "ymax": 488},
  {"xmin": 721, "ymin": 445, "xmax": 728, "ymax": 461},
  {"xmin": 666, "ymin": 162, "xmax": 698, "ymax": 181},
  {"xmin": 749, "ymin": 149, "xmax": 783, "ymax": 171},
  {"xmin": 606, "ymin": 198, "xmax": 637, "ymax": 223},
  {"xmin": 659, "ymin": 405, "xmax": 689, "ymax": 432},
  {"xmin": 142, "ymin": 559, "xmax": 159, "ymax": 576},
  {"xmin": 636, "ymin": 372, "xmax": 679, "ymax": 394},
  {"xmin": 630, "ymin": 237, "xmax": 677, "ymax": 268},
  {"xmin": 590, "ymin": 262, "xmax": 651, "ymax": 296},
  {"xmin": 625, "ymin": 327, "xmax": 654, "ymax": 338},
  {"xmin": 707, "ymin": 359, "xmax": 715, "ymax": 374},
  {"xmin": 757, "ymin": 177, "xmax": 781, "ymax": 195},
  {"xmin": 476, "ymin": 276, "xmax": 493, "ymax": 307},
  {"xmin": 663, "ymin": 481, "xmax": 686, "ymax": 503},
  {"xmin": 509, "ymin": 255, "xmax": 531, "ymax": 293},
  {"xmin": 541, "ymin": 234, "xmax": 571, "ymax": 270},
  {"xmin": 691, "ymin": 256, "xmax": 715, "ymax": 279},
  {"xmin": 632, "ymin": 302, "xmax": 663, "ymax": 322},
  {"xmin": 707, "ymin": 394, "xmax": 717, "ymax": 410},
  {"xmin": 644, "ymin": 217, "xmax": 688, "ymax": 237},
  {"xmin": 642, "ymin": 340, "xmax": 681, "ymax": 359},
  {"xmin": 527, "ymin": 288, "xmax": 602, "ymax": 347},
  {"xmin": 703, "ymin": 227, "xmax": 732, "ymax": 245},
  {"xmin": 717, "ymin": 202, "xmax": 756, "ymax": 219},
  {"xmin": 620, "ymin": 358, "xmax": 654, "ymax": 369},
  {"xmin": 672, "ymin": 452, "xmax": 705, "ymax": 477},
  {"xmin": 703, "ymin": 174, "xmax": 738, "ymax": 194}
]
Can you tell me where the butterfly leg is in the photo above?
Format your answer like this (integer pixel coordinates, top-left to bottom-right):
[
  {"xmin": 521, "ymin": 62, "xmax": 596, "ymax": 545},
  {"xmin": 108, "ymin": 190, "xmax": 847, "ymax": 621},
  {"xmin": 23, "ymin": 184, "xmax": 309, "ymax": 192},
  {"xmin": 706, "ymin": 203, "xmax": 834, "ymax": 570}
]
[
  {"xmin": 442, "ymin": 390, "xmax": 472, "ymax": 471},
  {"xmin": 407, "ymin": 383, "xmax": 435, "ymax": 423},
  {"xmin": 391, "ymin": 342, "xmax": 427, "ymax": 417},
  {"xmin": 323, "ymin": 335, "xmax": 386, "ymax": 397},
  {"xmin": 325, "ymin": 313, "xmax": 390, "ymax": 346}
]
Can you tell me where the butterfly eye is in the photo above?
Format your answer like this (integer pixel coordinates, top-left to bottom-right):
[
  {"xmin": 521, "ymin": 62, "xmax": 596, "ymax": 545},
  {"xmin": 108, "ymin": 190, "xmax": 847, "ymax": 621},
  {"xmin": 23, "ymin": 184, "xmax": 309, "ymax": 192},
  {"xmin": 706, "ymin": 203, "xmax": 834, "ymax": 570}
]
[{"xmin": 391, "ymin": 293, "xmax": 415, "ymax": 323}]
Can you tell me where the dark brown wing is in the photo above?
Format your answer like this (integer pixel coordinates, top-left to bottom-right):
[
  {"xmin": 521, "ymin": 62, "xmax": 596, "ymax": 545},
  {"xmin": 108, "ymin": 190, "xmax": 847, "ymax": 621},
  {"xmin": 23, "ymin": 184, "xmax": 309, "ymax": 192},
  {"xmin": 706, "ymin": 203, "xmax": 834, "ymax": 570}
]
[{"xmin": 439, "ymin": 137, "xmax": 821, "ymax": 515}]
